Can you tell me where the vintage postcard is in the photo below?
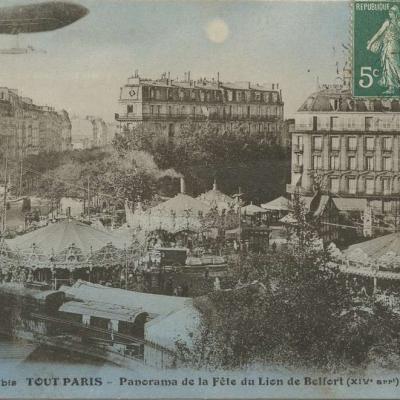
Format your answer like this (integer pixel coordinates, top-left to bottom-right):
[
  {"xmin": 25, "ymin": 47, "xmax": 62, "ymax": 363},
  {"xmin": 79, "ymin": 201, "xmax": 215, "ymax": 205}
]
[{"xmin": 2, "ymin": 0, "xmax": 400, "ymax": 399}]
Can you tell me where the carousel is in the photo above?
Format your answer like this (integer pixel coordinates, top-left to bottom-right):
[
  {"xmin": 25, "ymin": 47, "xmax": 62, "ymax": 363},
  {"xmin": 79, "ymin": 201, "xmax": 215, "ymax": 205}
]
[{"xmin": 1, "ymin": 220, "xmax": 141, "ymax": 289}]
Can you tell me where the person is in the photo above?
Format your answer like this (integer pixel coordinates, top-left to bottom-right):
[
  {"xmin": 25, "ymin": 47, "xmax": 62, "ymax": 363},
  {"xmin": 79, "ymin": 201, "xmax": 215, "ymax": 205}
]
[{"xmin": 367, "ymin": 5, "xmax": 400, "ymax": 95}]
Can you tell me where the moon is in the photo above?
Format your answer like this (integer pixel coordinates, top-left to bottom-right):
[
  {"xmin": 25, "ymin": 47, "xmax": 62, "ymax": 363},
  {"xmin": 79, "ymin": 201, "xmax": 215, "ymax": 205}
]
[{"xmin": 205, "ymin": 18, "xmax": 229, "ymax": 44}]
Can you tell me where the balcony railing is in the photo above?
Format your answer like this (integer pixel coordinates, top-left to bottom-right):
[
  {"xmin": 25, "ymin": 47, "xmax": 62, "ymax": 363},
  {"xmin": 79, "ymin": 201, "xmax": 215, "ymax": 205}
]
[{"xmin": 115, "ymin": 112, "xmax": 280, "ymax": 123}]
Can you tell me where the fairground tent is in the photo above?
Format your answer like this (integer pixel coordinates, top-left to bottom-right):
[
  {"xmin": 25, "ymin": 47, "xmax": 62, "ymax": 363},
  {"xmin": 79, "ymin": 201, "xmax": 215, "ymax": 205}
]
[
  {"xmin": 4, "ymin": 220, "xmax": 133, "ymax": 271},
  {"xmin": 125, "ymin": 193, "xmax": 211, "ymax": 233},
  {"xmin": 261, "ymin": 196, "xmax": 290, "ymax": 211},
  {"xmin": 6, "ymin": 220, "xmax": 128, "ymax": 255}
]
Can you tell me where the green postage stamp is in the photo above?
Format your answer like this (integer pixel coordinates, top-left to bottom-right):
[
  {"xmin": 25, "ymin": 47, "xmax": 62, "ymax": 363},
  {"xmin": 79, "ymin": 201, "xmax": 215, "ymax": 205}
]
[{"xmin": 353, "ymin": 0, "xmax": 400, "ymax": 96}]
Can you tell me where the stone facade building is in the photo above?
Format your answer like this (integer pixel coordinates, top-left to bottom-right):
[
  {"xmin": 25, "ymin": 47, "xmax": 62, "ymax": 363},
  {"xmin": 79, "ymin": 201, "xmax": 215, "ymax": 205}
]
[
  {"xmin": 115, "ymin": 71, "xmax": 284, "ymax": 144},
  {"xmin": 288, "ymin": 72, "xmax": 400, "ymax": 216},
  {"xmin": 0, "ymin": 87, "xmax": 71, "ymax": 159},
  {"xmin": 70, "ymin": 116, "xmax": 117, "ymax": 150}
]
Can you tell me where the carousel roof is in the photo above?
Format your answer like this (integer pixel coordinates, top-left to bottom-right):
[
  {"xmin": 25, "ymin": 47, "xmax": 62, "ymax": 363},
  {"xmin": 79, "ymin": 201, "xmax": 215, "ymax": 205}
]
[
  {"xmin": 344, "ymin": 233, "xmax": 400, "ymax": 260},
  {"xmin": 6, "ymin": 220, "xmax": 129, "ymax": 256},
  {"xmin": 261, "ymin": 196, "xmax": 290, "ymax": 211}
]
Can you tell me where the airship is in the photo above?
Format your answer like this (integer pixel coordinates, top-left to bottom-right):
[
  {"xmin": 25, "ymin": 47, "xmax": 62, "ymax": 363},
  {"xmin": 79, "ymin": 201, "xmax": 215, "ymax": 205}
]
[
  {"xmin": 0, "ymin": 1, "xmax": 88, "ymax": 53},
  {"xmin": 0, "ymin": 1, "xmax": 89, "ymax": 34}
]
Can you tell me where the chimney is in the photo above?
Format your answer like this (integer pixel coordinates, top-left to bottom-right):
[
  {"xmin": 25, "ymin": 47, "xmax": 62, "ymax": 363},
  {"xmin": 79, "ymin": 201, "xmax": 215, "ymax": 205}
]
[
  {"xmin": 180, "ymin": 177, "xmax": 186, "ymax": 194},
  {"xmin": 217, "ymin": 72, "xmax": 220, "ymax": 88},
  {"xmin": 276, "ymin": 83, "xmax": 279, "ymax": 90},
  {"xmin": 272, "ymin": 83, "xmax": 275, "ymax": 90},
  {"xmin": 188, "ymin": 71, "xmax": 191, "ymax": 82},
  {"xmin": 213, "ymin": 179, "xmax": 217, "ymax": 191}
]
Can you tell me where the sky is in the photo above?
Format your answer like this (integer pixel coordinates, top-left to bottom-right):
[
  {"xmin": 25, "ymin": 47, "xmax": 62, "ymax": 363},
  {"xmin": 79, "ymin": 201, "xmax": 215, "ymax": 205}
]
[{"xmin": 0, "ymin": 0, "xmax": 350, "ymax": 122}]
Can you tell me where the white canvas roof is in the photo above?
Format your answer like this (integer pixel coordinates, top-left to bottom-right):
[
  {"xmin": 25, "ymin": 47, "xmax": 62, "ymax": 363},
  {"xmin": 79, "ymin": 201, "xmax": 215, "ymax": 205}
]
[{"xmin": 60, "ymin": 280, "xmax": 191, "ymax": 318}]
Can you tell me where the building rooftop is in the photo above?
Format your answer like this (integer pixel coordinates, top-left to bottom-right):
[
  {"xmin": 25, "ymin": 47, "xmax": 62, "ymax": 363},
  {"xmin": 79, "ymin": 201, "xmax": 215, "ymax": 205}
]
[
  {"xmin": 59, "ymin": 300, "xmax": 147, "ymax": 323},
  {"xmin": 124, "ymin": 73, "xmax": 280, "ymax": 93},
  {"xmin": 61, "ymin": 280, "xmax": 192, "ymax": 318},
  {"xmin": 298, "ymin": 85, "xmax": 400, "ymax": 113}
]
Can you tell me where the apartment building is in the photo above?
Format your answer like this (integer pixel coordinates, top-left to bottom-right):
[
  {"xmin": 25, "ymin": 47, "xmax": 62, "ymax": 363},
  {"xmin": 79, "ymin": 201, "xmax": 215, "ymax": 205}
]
[{"xmin": 115, "ymin": 71, "xmax": 284, "ymax": 144}]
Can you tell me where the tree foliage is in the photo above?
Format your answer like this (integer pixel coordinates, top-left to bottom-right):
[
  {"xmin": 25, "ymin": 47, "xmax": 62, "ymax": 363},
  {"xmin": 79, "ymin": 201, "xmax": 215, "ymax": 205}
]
[
  {"xmin": 177, "ymin": 196, "xmax": 400, "ymax": 370},
  {"xmin": 19, "ymin": 148, "xmax": 157, "ymax": 205},
  {"xmin": 113, "ymin": 122, "xmax": 290, "ymax": 202}
]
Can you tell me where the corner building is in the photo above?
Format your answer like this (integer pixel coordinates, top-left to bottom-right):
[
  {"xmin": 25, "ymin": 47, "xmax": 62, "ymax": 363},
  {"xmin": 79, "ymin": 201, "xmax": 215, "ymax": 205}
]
[
  {"xmin": 115, "ymin": 72, "xmax": 284, "ymax": 143},
  {"xmin": 288, "ymin": 73, "xmax": 400, "ymax": 214}
]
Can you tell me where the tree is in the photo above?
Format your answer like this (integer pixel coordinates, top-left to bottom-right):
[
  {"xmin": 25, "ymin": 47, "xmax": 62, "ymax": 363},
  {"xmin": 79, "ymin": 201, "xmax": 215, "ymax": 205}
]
[
  {"xmin": 112, "ymin": 121, "xmax": 290, "ymax": 202},
  {"xmin": 176, "ymin": 196, "xmax": 400, "ymax": 370}
]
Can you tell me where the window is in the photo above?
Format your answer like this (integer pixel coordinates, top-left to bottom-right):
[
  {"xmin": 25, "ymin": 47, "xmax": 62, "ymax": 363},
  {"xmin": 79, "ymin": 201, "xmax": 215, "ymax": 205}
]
[
  {"xmin": 330, "ymin": 177, "xmax": 339, "ymax": 193},
  {"xmin": 366, "ymin": 137, "xmax": 374, "ymax": 151},
  {"xmin": 157, "ymin": 105, "xmax": 161, "ymax": 115},
  {"xmin": 348, "ymin": 136, "xmax": 357, "ymax": 151},
  {"xmin": 330, "ymin": 117, "xmax": 339, "ymax": 130},
  {"xmin": 127, "ymin": 105, "xmax": 133, "ymax": 114},
  {"xmin": 312, "ymin": 155, "xmax": 322, "ymax": 169},
  {"xmin": 296, "ymin": 154, "xmax": 303, "ymax": 165},
  {"xmin": 366, "ymin": 156, "xmax": 374, "ymax": 171},
  {"xmin": 297, "ymin": 135, "xmax": 303, "ymax": 146},
  {"xmin": 383, "ymin": 137, "xmax": 392, "ymax": 151},
  {"xmin": 168, "ymin": 105, "xmax": 172, "ymax": 116},
  {"xmin": 331, "ymin": 136, "xmax": 340, "ymax": 150},
  {"xmin": 348, "ymin": 177, "xmax": 357, "ymax": 194},
  {"xmin": 192, "ymin": 107, "xmax": 196, "ymax": 116},
  {"xmin": 330, "ymin": 155, "xmax": 340, "ymax": 170},
  {"xmin": 168, "ymin": 123, "xmax": 174, "ymax": 138},
  {"xmin": 347, "ymin": 117, "xmax": 356, "ymax": 129},
  {"xmin": 365, "ymin": 117, "xmax": 373, "ymax": 131},
  {"xmin": 383, "ymin": 178, "xmax": 391, "ymax": 195},
  {"xmin": 383, "ymin": 157, "xmax": 392, "ymax": 171},
  {"xmin": 312, "ymin": 116, "xmax": 318, "ymax": 131},
  {"xmin": 150, "ymin": 105, "xmax": 154, "ymax": 115},
  {"xmin": 348, "ymin": 156, "xmax": 356, "ymax": 170},
  {"xmin": 383, "ymin": 200, "xmax": 392, "ymax": 213},
  {"xmin": 366, "ymin": 178, "xmax": 374, "ymax": 194},
  {"xmin": 313, "ymin": 136, "xmax": 322, "ymax": 151}
]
